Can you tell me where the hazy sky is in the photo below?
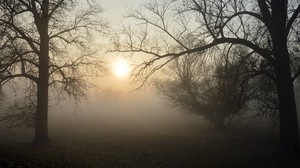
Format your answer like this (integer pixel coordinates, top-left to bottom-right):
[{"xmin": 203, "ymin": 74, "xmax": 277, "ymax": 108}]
[
  {"xmin": 99, "ymin": 0, "xmax": 143, "ymax": 23},
  {"xmin": 71, "ymin": 1, "xmax": 209, "ymax": 136}
]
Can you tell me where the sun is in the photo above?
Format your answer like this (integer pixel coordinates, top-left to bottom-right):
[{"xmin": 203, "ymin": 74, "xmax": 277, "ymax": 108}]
[{"xmin": 113, "ymin": 59, "xmax": 130, "ymax": 78}]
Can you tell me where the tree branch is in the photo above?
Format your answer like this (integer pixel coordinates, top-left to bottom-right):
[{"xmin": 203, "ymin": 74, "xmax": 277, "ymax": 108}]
[{"xmin": 286, "ymin": 5, "xmax": 300, "ymax": 37}]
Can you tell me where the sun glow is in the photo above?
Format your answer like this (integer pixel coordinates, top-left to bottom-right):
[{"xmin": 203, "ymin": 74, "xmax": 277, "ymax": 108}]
[{"xmin": 113, "ymin": 59, "xmax": 130, "ymax": 78}]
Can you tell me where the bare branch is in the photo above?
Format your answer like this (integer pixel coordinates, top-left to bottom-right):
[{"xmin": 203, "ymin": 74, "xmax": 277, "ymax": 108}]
[{"xmin": 286, "ymin": 5, "xmax": 300, "ymax": 37}]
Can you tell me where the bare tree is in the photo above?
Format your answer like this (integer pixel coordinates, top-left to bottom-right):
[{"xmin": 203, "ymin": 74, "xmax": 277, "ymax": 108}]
[
  {"xmin": 114, "ymin": 0, "xmax": 300, "ymax": 155},
  {"xmin": 0, "ymin": 0, "xmax": 106, "ymax": 144},
  {"xmin": 155, "ymin": 45, "xmax": 259, "ymax": 128}
]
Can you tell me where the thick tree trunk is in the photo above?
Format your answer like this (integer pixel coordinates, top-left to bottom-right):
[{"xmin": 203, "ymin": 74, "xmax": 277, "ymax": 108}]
[
  {"xmin": 33, "ymin": 13, "xmax": 50, "ymax": 144},
  {"xmin": 274, "ymin": 45, "xmax": 300, "ymax": 155},
  {"xmin": 34, "ymin": 68, "xmax": 49, "ymax": 144},
  {"xmin": 33, "ymin": 42, "xmax": 50, "ymax": 144},
  {"xmin": 267, "ymin": 0, "xmax": 300, "ymax": 155}
]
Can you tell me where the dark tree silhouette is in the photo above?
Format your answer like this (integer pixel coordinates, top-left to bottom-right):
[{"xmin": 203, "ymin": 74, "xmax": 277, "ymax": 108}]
[
  {"xmin": 155, "ymin": 46, "xmax": 275, "ymax": 128},
  {"xmin": 0, "ymin": 0, "xmax": 106, "ymax": 144},
  {"xmin": 113, "ymin": 0, "xmax": 300, "ymax": 155},
  {"xmin": 155, "ymin": 46, "xmax": 261, "ymax": 128}
]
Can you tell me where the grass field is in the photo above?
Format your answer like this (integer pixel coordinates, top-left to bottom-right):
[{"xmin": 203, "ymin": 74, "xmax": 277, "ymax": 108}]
[{"xmin": 0, "ymin": 125, "xmax": 299, "ymax": 168}]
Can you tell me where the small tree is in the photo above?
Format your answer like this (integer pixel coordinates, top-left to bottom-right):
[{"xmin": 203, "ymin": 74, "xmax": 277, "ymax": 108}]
[
  {"xmin": 0, "ymin": 0, "xmax": 106, "ymax": 144},
  {"xmin": 155, "ymin": 46, "xmax": 256, "ymax": 128}
]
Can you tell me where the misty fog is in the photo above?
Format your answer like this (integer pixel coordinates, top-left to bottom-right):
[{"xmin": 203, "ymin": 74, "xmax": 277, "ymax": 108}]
[
  {"xmin": 0, "ymin": 81, "xmax": 204, "ymax": 141},
  {"xmin": 1, "ymin": 1, "xmax": 300, "ymax": 167},
  {"xmin": 0, "ymin": 80, "xmax": 278, "ymax": 146},
  {"xmin": 3, "ymin": 67, "xmax": 300, "ymax": 143}
]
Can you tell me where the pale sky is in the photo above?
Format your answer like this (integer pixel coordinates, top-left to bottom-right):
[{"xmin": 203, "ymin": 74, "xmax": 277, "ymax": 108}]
[
  {"xmin": 99, "ymin": 0, "xmax": 144, "ymax": 23},
  {"xmin": 89, "ymin": 0, "xmax": 151, "ymax": 92}
]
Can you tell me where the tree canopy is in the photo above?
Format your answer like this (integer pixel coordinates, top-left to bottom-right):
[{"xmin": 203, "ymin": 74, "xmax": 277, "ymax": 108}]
[{"xmin": 0, "ymin": 0, "xmax": 106, "ymax": 143}]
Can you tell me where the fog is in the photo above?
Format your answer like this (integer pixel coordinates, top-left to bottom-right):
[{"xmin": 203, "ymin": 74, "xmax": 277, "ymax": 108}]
[
  {"xmin": 0, "ymin": 79, "xmax": 293, "ymax": 167},
  {"xmin": 2, "ymin": 68, "xmax": 294, "ymax": 147},
  {"xmin": 50, "ymin": 88, "xmax": 210, "ymax": 135},
  {"xmin": 0, "ymin": 83, "xmax": 216, "ymax": 143}
]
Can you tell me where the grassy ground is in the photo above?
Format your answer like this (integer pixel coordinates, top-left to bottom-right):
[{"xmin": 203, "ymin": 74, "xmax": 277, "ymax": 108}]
[{"xmin": 0, "ymin": 127, "xmax": 299, "ymax": 168}]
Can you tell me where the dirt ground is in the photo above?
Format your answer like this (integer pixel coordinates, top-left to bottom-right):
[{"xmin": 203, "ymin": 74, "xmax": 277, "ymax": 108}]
[{"xmin": 0, "ymin": 126, "xmax": 299, "ymax": 168}]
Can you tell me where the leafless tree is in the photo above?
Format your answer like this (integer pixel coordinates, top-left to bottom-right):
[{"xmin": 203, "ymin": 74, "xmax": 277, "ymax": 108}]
[
  {"xmin": 113, "ymin": 0, "xmax": 300, "ymax": 155},
  {"xmin": 0, "ymin": 0, "xmax": 106, "ymax": 144},
  {"xmin": 155, "ymin": 45, "xmax": 264, "ymax": 128}
]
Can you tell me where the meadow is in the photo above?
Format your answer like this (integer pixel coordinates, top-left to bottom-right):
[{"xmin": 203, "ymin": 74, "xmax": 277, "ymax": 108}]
[{"xmin": 1, "ymin": 120, "xmax": 299, "ymax": 168}]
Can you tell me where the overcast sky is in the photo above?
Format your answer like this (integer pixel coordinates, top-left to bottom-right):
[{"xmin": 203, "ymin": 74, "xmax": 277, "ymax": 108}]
[{"xmin": 99, "ymin": 0, "xmax": 143, "ymax": 23}]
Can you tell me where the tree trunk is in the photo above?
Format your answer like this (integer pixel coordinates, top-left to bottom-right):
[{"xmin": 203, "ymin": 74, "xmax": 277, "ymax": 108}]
[
  {"xmin": 34, "ymin": 68, "xmax": 49, "ymax": 144},
  {"xmin": 33, "ymin": 13, "xmax": 50, "ymax": 144},
  {"xmin": 274, "ymin": 45, "xmax": 300, "ymax": 155},
  {"xmin": 33, "ymin": 43, "xmax": 50, "ymax": 144},
  {"xmin": 268, "ymin": 0, "xmax": 299, "ymax": 155}
]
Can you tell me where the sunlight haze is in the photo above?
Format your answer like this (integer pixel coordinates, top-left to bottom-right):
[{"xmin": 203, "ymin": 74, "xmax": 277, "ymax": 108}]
[{"xmin": 1, "ymin": 1, "xmax": 300, "ymax": 167}]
